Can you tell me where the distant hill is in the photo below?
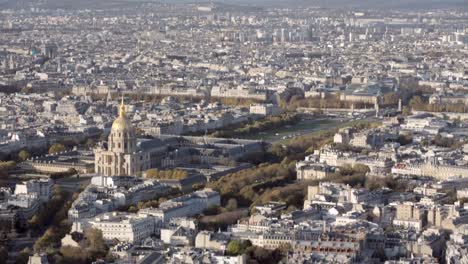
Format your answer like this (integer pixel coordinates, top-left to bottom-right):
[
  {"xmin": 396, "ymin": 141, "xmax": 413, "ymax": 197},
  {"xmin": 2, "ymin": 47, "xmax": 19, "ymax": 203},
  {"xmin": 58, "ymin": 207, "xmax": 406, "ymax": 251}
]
[
  {"xmin": 0, "ymin": 0, "xmax": 466, "ymax": 10},
  {"xmin": 0, "ymin": 0, "xmax": 155, "ymax": 10},
  {"xmin": 170, "ymin": 0, "xmax": 467, "ymax": 10},
  {"xmin": 214, "ymin": 0, "xmax": 467, "ymax": 10}
]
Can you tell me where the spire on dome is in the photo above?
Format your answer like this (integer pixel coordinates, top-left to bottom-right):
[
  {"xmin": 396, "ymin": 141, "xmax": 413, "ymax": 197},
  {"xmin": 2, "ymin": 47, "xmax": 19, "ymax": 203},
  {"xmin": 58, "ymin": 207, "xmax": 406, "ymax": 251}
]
[{"xmin": 119, "ymin": 94, "xmax": 126, "ymax": 117}]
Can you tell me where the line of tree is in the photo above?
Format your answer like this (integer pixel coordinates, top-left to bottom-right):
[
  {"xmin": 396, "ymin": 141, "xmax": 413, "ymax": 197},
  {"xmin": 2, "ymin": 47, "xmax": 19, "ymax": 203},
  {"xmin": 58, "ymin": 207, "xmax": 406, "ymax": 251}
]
[
  {"xmin": 269, "ymin": 120, "xmax": 380, "ymax": 162},
  {"xmin": 11, "ymin": 135, "xmax": 101, "ymax": 164},
  {"xmin": 213, "ymin": 97, "xmax": 263, "ymax": 107},
  {"xmin": 207, "ymin": 161, "xmax": 297, "ymax": 209},
  {"xmin": 58, "ymin": 228, "xmax": 112, "ymax": 264},
  {"xmin": 15, "ymin": 248, "xmax": 32, "ymax": 264},
  {"xmin": 198, "ymin": 208, "xmax": 247, "ymax": 231},
  {"xmin": 0, "ymin": 160, "xmax": 16, "ymax": 171},
  {"xmin": 28, "ymin": 188, "xmax": 83, "ymax": 264},
  {"xmin": 422, "ymin": 134, "xmax": 467, "ymax": 150},
  {"xmin": 280, "ymin": 93, "xmax": 374, "ymax": 112},
  {"xmin": 207, "ymin": 121, "xmax": 382, "ymax": 216},
  {"xmin": 124, "ymin": 187, "xmax": 182, "ymax": 213},
  {"xmin": 226, "ymin": 239, "xmax": 287, "ymax": 263},
  {"xmin": 0, "ymin": 161, "xmax": 16, "ymax": 180},
  {"xmin": 49, "ymin": 168, "xmax": 78, "ymax": 180},
  {"xmin": 410, "ymin": 96, "xmax": 468, "ymax": 113},
  {"xmin": 381, "ymin": 92, "xmax": 400, "ymax": 106},
  {"xmin": 49, "ymin": 143, "xmax": 67, "ymax": 155},
  {"xmin": 0, "ymin": 246, "xmax": 7, "ymax": 264},
  {"xmin": 210, "ymin": 112, "xmax": 301, "ymax": 138},
  {"xmin": 28, "ymin": 186, "xmax": 69, "ymax": 235},
  {"xmin": 145, "ymin": 168, "xmax": 188, "ymax": 180},
  {"xmin": 32, "ymin": 186, "xmax": 72, "ymax": 252}
]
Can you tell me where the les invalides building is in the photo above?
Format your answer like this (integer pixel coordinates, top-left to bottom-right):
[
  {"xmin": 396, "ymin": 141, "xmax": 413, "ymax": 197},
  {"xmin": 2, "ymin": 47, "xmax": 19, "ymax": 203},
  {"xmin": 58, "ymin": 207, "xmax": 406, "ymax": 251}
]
[{"xmin": 94, "ymin": 99, "xmax": 151, "ymax": 176}]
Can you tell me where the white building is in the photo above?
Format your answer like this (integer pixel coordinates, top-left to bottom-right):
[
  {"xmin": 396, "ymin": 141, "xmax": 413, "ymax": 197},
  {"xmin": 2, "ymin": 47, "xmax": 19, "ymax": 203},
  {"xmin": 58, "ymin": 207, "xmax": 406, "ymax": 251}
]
[
  {"xmin": 79, "ymin": 212, "xmax": 156, "ymax": 243},
  {"xmin": 141, "ymin": 189, "xmax": 220, "ymax": 221},
  {"xmin": 27, "ymin": 253, "xmax": 49, "ymax": 264},
  {"xmin": 401, "ymin": 114, "xmax": 447, "ymax": 135},
  {"xmin": 0, "ymin": 192, "xmax": 40, "ymax": 222},
  {"xmin": 195, "ymin": 231, "xmax": 229, "ymax": 251},
  {"xmin": 392, "ymin": 161, "xmax": 468, "ymax": 180},
  {"xmin": 296, "ymin": 161, "xmax": 337, "ymax": 181},
  {"xmin": 14, "ymin": 178, "xmax": 53, "ymax": 202},
  {"xmin": 69, "ymin": 176, "xmax": 170, "ymax": 221},
  {"xmin": 249, "ymin": 104, "xmax": 281, "ymax": 116}
]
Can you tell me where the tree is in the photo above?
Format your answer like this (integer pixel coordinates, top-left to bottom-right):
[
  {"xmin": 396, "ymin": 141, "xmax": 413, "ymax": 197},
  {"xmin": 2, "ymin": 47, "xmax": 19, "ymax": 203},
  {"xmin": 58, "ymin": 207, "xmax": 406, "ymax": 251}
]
[
  {"xmin": 278, "ymin": 243, "xmax": 292, "ymax": 254},
  {"xmin": 128, "ymin": 205, "xmax": 138, "ymax": 213},
  {"xmin": 85, "ymin": 139, "xmax": 96, "ymax": 149},
  {"xmin": 135, "ymin": 127, "xmax": 145, "ymax": 136},
  {"xmin": 227, "ymin": 240, "xmax": 242, "ymax": 255},
  {"xmin": 445, "ymin": 190, "xmax": 458, "ymax": 204},
  {"xmin": 50, "ymin": 168, "xmax": 78, "ymax": 180},
  {"xmin": 206, "ymin": 120, "xmax": 378, "ymax": 216},
  {"xmin": 59, "ymin": 246, "xmax": 87, "ymax": 264},
  {"xmin": 372, "ymin": 246, "xmax": 387, "ymax": 261},
  {"xmin": 409, "ymin": 96, "xmax": 425, "ymax": 110},
  {"xmin": 285, "ymin": 205, "xmax": 298, "ymax": 214},
  {"xmin": 34, "ymin": 228, "xmax": 58, "ymax": 253},
  {"xmin": 85, "ymin": 228, "xmax": 107, "ymax": 259},
  {"xmin": 0, "ymin": 246, "xmax": 7, "ymax": 263},
  {"xmin": 20, "ymin": 86, "xmax": 33, "ymax": 94},
  {"xmin": 18, "ymin": 150, "xmax": 30, "ymax": 161},
  {"xmin": 250, "ymin": 246, "xmax": 275, "ymax": 263},
  {"xmin": 203, "ymin": 205, "xmax": 221, "ymax": 216},
  {"xmin": 353, "ymin": 164, "xmax": 370, "ymax": 174},
  {"xmin": 49, "ymin": 143, "xmax": 66, "ymax": 154},
  {"xmin": 402, "ymin": 106, "xmax": 411, "ymax": 116},
  {"xmin": 0, "ymin": 161, "xmax": 16, "ymax": 171},
  {"xmin": 365, "ymin": 177, "xmax": 384, "ymax": 191},
  {"xmin": 396, "ymin": 134, "xmax": 413, "ymax": 145},
  {"xmin": 383, "ymin": 93, "xmax": 399, "ymax": 106},
  {"xmin": 28, "ymin": 215, "xmax": 41, "ymax": 231},
  {"xmin": 191, "ymin": 183, "xmax": 205, "ymax": 191},
  {"xmin": 99, "ymin": 132, "xmax": 109, "ymax": 141},
  {"xmin": 226, "ymin": 240, "xmax": 252, "ymax": 256},
  {"xmin": 226, "ymin": 198, "xmax": 238, "ymax": 211},
  {"xmin": 459, "ymin": 197, "xmax": 468, "ymax": 205},
  {"xmin": 145, "ymin": 169, "xmax": 188, "ymax": 180},
  {"xmin": 15, "ymin": 248, "xmax": 31, "ymax": 264},
  {"xmin": 360, "ymin": 148, "xmax": 370, "ymax": 155},
  {"xmin": 269, "ymin": 144, "xmax": 289, "ymax": 160}
]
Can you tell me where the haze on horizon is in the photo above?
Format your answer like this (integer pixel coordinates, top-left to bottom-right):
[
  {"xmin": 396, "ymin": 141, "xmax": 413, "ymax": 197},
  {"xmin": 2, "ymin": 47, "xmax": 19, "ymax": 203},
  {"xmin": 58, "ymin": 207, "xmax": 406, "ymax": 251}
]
[{"xmin": 0, "ymin": 0, "xmax": 466, "ymax": 10}]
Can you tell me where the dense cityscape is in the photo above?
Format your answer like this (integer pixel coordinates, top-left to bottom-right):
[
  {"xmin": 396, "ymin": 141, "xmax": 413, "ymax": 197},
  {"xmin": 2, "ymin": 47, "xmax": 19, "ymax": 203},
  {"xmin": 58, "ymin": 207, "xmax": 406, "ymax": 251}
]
[{"xmin": 0, "ymin": 0, "xmax": 467, "ymax": 263}]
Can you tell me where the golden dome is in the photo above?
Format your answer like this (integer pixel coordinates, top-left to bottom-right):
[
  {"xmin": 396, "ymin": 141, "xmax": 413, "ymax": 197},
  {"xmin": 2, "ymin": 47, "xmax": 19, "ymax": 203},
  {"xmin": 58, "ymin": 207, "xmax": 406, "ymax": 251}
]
[
  {"xmin": 111, "ymin": 97, "xmax": 133, "ymax": 132},
  {"xmin": 111, "ymin": 116, "xmax": 133, "ymax": 132}
]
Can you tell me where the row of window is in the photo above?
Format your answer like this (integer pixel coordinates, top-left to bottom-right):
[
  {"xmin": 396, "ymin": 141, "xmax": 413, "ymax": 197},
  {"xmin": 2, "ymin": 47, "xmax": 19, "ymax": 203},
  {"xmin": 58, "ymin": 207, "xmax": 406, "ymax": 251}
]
[{"xmin": 109, "ymin": 141, "xmax": 136, "ymax": 151}]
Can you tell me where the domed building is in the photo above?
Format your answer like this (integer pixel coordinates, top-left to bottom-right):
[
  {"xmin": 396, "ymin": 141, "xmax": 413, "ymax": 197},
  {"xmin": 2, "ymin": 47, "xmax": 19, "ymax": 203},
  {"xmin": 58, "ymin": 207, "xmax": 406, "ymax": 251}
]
[{"xmin": 94, "ymin": 99, "xmax": 151, "ymax": 176}]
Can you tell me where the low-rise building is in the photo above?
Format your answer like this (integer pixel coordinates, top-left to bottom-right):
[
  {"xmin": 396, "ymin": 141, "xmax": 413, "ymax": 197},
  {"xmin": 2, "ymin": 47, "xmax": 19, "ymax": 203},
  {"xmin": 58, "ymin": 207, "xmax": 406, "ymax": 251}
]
[
  {"xmin": 296, "ymin": 161, "xmax": 337, "ymax": 180},
  {"xmin": 78, "ymin": 212, "xmax": 156, "ymax": 243},
  {"xmin": 14, "ymin": 178, "xmax": 53, "ymax": 202},
  {"xmin": 195, "ymin": 231, "xmax": 230, "ymax": 251},
  {"xmin": 249, "ymin": 104, "xmax": 281, "ymax": 116},
  {"xmin": 393, "ymin": 203, "xmax": 426, "ymax": 231},
  {"xmin": 140, "ymin": 189, "xmax": 220, "ymax": 221}
]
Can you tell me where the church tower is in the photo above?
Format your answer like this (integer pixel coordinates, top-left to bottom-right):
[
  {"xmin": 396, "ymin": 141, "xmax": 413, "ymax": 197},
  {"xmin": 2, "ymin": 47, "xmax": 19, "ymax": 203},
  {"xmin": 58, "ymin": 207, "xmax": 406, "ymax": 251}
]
[
  {"xmin": 94, "ymin": 98, "xmax": 150, "ymax": 176},
  {"xmin": 109, "ymin": 97, "xmax": 137, "ymax": 154}
]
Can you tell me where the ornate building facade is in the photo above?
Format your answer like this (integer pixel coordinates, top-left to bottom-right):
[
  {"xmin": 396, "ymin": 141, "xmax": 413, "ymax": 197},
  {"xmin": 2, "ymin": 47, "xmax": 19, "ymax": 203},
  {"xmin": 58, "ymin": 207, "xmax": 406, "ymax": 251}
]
[{"xmin": 94, "ymin": 99, "xmax": 151, "ymax": 176}]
